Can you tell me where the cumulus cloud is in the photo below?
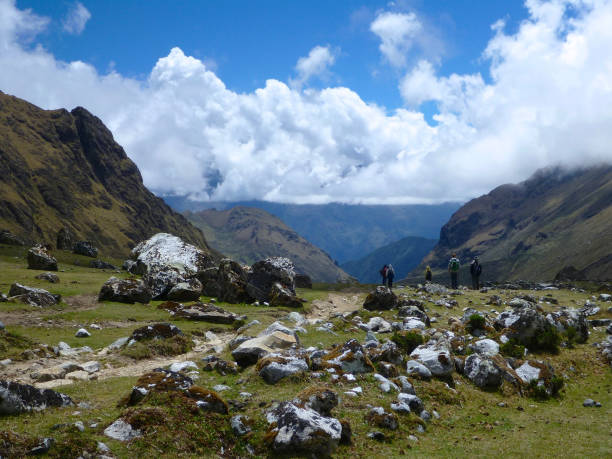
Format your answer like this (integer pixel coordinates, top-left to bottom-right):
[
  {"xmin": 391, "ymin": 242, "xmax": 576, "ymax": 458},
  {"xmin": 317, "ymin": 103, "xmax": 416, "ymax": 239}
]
[
  {"xmin": 291, "ymin": 45, "xmax": 337, "ymax": 88},
  {"xmin": 370, "ymin": 11, "xmax": 422, "ymax": 67},
  {"xmin": 0, "ymin": 0, "xmax": 611, "ymax": 205},
  {"xmin": 62, "ymin": 1, "xmax": 91, "ymax": 35}
]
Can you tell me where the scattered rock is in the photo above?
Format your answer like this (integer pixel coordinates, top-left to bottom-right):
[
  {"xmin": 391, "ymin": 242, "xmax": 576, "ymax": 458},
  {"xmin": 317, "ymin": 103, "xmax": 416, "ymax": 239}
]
[
  {"xmin": 98, "ymin": 277, "xmax": 152, "ymax": 304},
  {"xmin": 27, "ymin": 245, "xmax": 58, "ymax": 271},
  {"xmin": 73, "ymin": 241, "xmax": 98, "ymax": 258},
  {"xmin": 35, "ymin": 272, "xmax": 60, "ymax": 283},
  {"xmin": 397, "ymin": 393, "xmax": 424, "ymax": 413},
  {"xmin": 583, "ymin": 398, "xmax": 601, "ymax": 408},
  {"xmin": 0, "ymin": 381, "xmax": 73, "ymax": 414},
  {"xmin": 363, "ymin": 286, "xmax": 397, "ymax": 310},
  {"xmin": 397, "ymin": 305, "xmax": 430, "ymax": 326},
  {"xmin": 247, "ymin": 257, "xmax": 297, "ymax": 301},
  {"xmin": 27, "ymin": 437, "xmax": 54, "ymax": 455}
]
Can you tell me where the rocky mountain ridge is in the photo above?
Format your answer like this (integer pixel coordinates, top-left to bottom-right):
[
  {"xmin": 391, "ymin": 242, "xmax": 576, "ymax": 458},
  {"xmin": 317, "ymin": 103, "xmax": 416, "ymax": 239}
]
[{"xmin": 0, "ymin": 91, "xmax": 210, "ymax": 256}]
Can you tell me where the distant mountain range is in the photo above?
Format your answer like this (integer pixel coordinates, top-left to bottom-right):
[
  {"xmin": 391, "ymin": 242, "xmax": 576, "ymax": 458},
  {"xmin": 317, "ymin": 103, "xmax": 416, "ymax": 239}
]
[
  {"xmin": 185, "ymin": 206, "xmax": 352, "ymax": 283},
  {"xmin": 0, "ymin": 92, "xmax": 211, "ymax": 257},
  {"xmin": 415, "ymin": 165, "xmax": 612, "ymax": 282},
  {"xmin": 165, "ymin": 197, "xmax": 460, "ymax": 264},
  {"xmin": 340, "ymin": 236, "xmax": 437, "ymax": 283}
]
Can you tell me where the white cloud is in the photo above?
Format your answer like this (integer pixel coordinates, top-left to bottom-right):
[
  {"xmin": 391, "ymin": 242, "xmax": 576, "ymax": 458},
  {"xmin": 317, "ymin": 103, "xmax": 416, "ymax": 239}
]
[
  {"xmin": 0, "ymin": 0, "xmax": 611, "ymax": 205},
  {"xmin": 291, "ymin": 45, "xmax": 337, "ymax": 88},
  {"xmin": 370, "ymin": 11, "xmax": 422, "ymax": 67},
  {"xmin": 63, "ymin": 1, "xmax": 91, "ymax": 35}
]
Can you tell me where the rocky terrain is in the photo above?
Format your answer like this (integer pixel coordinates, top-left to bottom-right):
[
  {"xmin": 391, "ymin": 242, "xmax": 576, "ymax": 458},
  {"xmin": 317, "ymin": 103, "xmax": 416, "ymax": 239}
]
[
  {"xmin": 1, "ymin": 237, "xmax": 611, "ymax": 458},
  {"xmin": 416, "ymin": 166, "xmax": 612, "ymax": 283},
  {"xmin": 0, "ymin": 92, "xmax": 210, "ymax": 256},
  {"xmin": 185, "ymin": 206, "xmax": 352, "ymax": 283},
  {"xmin": 341, "ymin": 236, "xmax": 437, "ymax": 283}
]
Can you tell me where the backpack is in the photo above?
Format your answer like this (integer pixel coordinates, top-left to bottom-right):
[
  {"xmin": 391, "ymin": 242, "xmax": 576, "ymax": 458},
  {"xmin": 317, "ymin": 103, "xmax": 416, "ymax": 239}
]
[{"xmin": 449, "ymin": 258, "xmax": 460, "ymax": 272}]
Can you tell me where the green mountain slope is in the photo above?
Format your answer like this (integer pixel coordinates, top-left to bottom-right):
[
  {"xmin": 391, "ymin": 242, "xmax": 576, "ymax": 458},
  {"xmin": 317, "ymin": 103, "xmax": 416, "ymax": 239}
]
[
  {"xmin": 415, "ymin": 165, "xmax": 612, "ymax": 282},
  {"xmin": 341, "ymin": 236, "xmax": 437, "ymax": 283},
  {"xmin": 185, "ymin": 206, "xmax": 352, "ymax": 283},
  {"xmin": 0, "ymin": 91, "xmax": 211, "ymax": 256}
]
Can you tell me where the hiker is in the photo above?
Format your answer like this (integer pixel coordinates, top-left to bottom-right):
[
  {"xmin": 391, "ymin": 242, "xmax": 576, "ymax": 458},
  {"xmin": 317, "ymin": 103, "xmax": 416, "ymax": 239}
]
[
  {"xmin": 448, "ymin": 253, "xmax": 460, "ymax": 289},
  {"xmin": 379, "ymin": 264, "xmax": 388, "ymax": 286},
  {"xmin": 387, "ymin": 264, "xmax": 395, "ymax": 289},
  {"xmin": 425, "ymin": 266, "xmax": 432, "ymax": 283},
  {"xmin": 470, "ymin": 256, "xmax": 482, "ymax": 290}
]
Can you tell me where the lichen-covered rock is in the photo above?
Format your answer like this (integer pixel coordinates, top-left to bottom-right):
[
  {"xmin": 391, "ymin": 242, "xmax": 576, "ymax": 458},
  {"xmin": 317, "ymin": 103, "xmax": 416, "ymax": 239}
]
[
  {"xmin": 406, "ymin": 360, "xmax": 432, "ymax": 379},
  {"xmin": 366, "ymin": 316, "xmax": 393, "ymax": 333},
  {"xmin": 470, "ymin": 339, "xmax": 500, "ymax": 356},
  {"xmin": 247, "ymin": 257, "xmax": 297, "ymax": 300},
  {"xmin": 546, "ymin": 308, "xmax": 589, "ymax": 343},
  {"xmin": 368, "ymin": 340, "xmax": 403, "ymax": 366},
  {"xmin": 363, "ymin": 286, "xmax": 398, "ymax": 310},
  {"xmin": 494, "ymin": 305, "xmax": 552, "ymax": 346},
  {"xmin": 365, "ymin": 407, "xmax": 399, "ymax": 430},
  {"xmin": 104, "ymin": 419, "xmax": 142, "ymax": 441},
  {"xmin": 217, "ymin": 259, "xmax": 253, "ymax": 304},
  {"xmin": 398, "ymin": 305, "xmax": 430, "ymax": 326},
  {"xmin": 294, "ymin": 386, "xmax": 338, "ymax": 417},
  {"xmin": 397, "ymin": 393, "xmax": 424, "ymax": 413},
  {"xmin": 266, "ymin": 401, "xmax": 342, "ymax": 458},
  {"xmin": 130, "ymin": 323, "xmax": 183, "ymax": 341},
  {"xmin": 8, "ymin": 283, "xmax": 60, "ymax": 307},
  {"xmin": 0, "ymin": 381, "xmax": 73, "ymax": 414},
  {"xmin": 73, "ymin": 240, "xmax": 98, "ymax": 258},
  {"xmin": 258, "ymin": 355, "xmax": 309, "ymax": 384},
  {"xmin": 27, "ymin": 245, "xmax": 58, "ymax": 271},
  {"xmin": 323, "ymin": 339, "xmax": 375, "ymax": 373},
  {"xmin": 143, "ymin": 267, "xmax": 185, "ymax": 300},
  {"xmin": 131, "ymin": 233, "xmax": 214, "ymax": 275},
  {"xmin": 464, "ymin": 354, "xmax": 503, "ymax": 388},
  {"xmin": 35, "ymin": 272, "xmax": 60, "ymax": 283},
  {"xmin": 409, "ymin": 342, "xmax": 454, "ymax": 377},
  {"xmin": 167, "ymin": 278, "xmax": 203, "ymax": 302},
  {"xmin": 98, "ymin": 277, "xmax": 152, "ymax": 304}
]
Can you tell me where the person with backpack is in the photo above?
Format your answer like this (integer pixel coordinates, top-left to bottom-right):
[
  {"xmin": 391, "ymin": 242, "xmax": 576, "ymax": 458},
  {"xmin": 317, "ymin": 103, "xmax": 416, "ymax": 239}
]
[
  {"xmin": 470, "ymin": 256, "xmax": 482, "ymax": 290},
  {"xmin": 379, "ymin": 265, "xmax": 388, "ymax": 286},
  {"xmin": 387, "ymin": 264, "xmax": 395, "ymax": 289},
  {"xmin": 425, "ymin": 266, "xmax": 432, "ymax": 283},
  {"xmin": 448, "ymin": 253, "xmax": 460, "ymax": 289}
]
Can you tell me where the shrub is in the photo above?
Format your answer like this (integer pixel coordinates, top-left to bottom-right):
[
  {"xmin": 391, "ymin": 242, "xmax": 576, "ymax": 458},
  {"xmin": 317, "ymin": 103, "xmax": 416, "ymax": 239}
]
[
  {"xmin": 500, "ymin": 339, "xmax": 525, "ymax": 359},
  {"xmin": 563, "ymin": 326, "xmax": 577, "ymax": 348},
  {"xmin": 527, "ymin": 327, "xmax": 561, "ymax": 354},
  {"xmin": 391, "ymin": 331, "xmax": 424, "ymax": 354},
  {"xmin": 466, "ymin": 314, "xmax": 486, "ymax": 334},
  {"xmin": 121, "ymin": 335, "xmax": 193, "ymax": 360}
]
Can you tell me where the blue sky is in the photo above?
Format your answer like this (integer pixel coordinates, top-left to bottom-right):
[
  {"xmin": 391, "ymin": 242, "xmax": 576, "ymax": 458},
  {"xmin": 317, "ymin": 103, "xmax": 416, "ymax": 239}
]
[
  {"xmin": 2, "ymin": 0, "xmax": 611, "ymax": 204},
  {"xmin": 17, "ymin": 0, "xmax": 527, "ymax": 112}
]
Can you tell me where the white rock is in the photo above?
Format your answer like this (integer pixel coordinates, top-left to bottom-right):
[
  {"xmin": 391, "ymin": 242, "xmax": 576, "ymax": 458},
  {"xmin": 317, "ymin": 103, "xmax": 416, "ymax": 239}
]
[
  {"xmin": 515, "ymin": 362, "xmax": 541, "ymax": 384},
  {"xmin": 471, "ymin": 339, "xmax": 500, "ymax": 356},
  {"xmin": 104, "ymin": 419, "xmax": 142, "ymax": 442},
  {"xmin": 410, "ymin": 343, "xmax": 454, "ymax": 376},
  {"xmin": 169, "ymin": 361, "xmax": 198, "ymax": 373},
  {"xmin": 81, "ymin": 361, "xmax": 101, "ymax": 374}
]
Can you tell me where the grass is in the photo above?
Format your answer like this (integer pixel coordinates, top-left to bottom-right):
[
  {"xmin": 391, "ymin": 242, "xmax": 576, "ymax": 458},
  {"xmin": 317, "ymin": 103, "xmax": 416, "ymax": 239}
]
[{"xmin": 1, "ymin": 246, "xmax": 612, "ymax": 458}]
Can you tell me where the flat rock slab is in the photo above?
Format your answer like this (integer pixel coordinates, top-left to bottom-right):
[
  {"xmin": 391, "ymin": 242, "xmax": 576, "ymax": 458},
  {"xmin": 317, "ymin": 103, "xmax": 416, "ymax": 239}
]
[{"xmin": 175, "ymin": 303, "xmax": 238, "ymax": 324}]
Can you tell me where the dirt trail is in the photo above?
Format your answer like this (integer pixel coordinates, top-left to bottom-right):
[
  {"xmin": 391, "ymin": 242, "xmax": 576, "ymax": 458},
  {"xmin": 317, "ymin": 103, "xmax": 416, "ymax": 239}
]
[{"xmin": 308, "ymin": 292, "xmax": 364, "ymax": 319}]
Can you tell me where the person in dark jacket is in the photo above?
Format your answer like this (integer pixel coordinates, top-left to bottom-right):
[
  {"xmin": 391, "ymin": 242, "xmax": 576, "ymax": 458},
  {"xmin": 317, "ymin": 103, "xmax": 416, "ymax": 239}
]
[
  {"xmin": 470, "ymin": 256, "xmax": 482, "ymax": 290},
  {"xmin": 448, "ymin": 253, "xmax": 460, "ymax": 289},
  {"xmin": 379, "ymin": 265, "xmax": 388, "ymax": 286},
  {"xmin": 425, "ymin": 266, "xmax": 432, "ymax": 283},
  {"xmin": 386, "ymin": 264, "xmax": 395, "ymax": 289}
]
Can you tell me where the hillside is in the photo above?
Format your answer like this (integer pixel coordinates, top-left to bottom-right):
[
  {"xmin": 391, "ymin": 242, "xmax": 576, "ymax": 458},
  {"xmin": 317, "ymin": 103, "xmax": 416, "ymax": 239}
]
[
  {"xmin": 165, "ymin": 197, "xmax": 460, "ymax": 263},
  {"xmin": 185, "ymin": 206, "xmax": 352, "ymax": 283},
  {"xmin": 341, "ymin": 236, "xmax": 437, "ymax": 283},
  {"xmin": 0, "ymin": 91, "xmax": 211, "ymax": 256},
  {"xmin": 417, "ymin": 165, "xmax": 612, "ymax": 282}
]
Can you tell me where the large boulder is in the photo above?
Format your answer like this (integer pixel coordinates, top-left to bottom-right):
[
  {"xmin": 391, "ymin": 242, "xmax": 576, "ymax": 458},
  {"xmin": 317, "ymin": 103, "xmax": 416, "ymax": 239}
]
[
  {"xmin": 27, "ymin": 245, "xmax": 57, "ymax": 271},
  {"xmin": 193, "ymin": 267, "xmax": 221, "ymax": 297},
  {"xmin": 546, "ymin": 308, "xmax": 589, "ymax": 343},
  {"xmin": 143, "ymin": 267, "xmax": 185, "ymax": 300},
  {"xmin": 174, "ymin": 303, "xmax": 238, "ymax": 324},
  {"xmin": 0, "ymin": 381, "xmax": 73, "ymax": 414},
  {"xmin": 8, "ymin": 283, "xmax": 60, "ymax": 307},
  {"xmin": 295, "ymin": 274, "xmax": 313, "ymax": 289},
  {"xmin": 0, "ymin": 229, "xmax": 24, "ymax": 246},
  {"xmin": 269, "ymin": 282, "xmax": 304, "ymax": 308},
  {"xmin": 409, "ymin": 342, "xmax": 454, "ymax": 377},
  {"xmin": 266, "ymin": 401, "xmax": 342, "ymax": 457},
  {"xmin": 217, "ymin": 259, "xmax": 253, "ymax": 304},
  {"xmin": 247, "ymin": 257, "xmax": 296, "ymax": 299},
  {"xmin": 167, "ymin": 278, "xmax": 203, "ymax": 302},
  {"xmin": 464, "ymin": 354, "xmax": 503, "ymax": 388},
  {"xmin": 73, "ymin": 241, "xmax": 98, "ymax": 258},
  {"xmin": 231, "ymin": 331, "xmax": 298, "ymax": 367},
  {"xmin": 56, "ymin": 227, "xmax": 74, "ymax": 250},
  {"xmin": 131, "ymin": 233, "xmax": 214, "ymax": 275},
  {"xmin": 98, "ymin": 277, "xmax": 152, "ymax": 304},
  {"xmin": 363, "ymin": 286, "xmax": 397, "ymax": 310}
]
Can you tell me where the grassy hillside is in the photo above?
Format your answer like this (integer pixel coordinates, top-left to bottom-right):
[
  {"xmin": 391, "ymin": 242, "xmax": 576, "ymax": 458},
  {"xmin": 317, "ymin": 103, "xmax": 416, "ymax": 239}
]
[
  {"xmin": 185, "ymin": 206, "xmax": 352, "ymax": 282},
  {"xmin": 341, "ymin": 236, "xmax": 437, "ymax": 283},
  {"xmin": 0, "ymin": 91, "xmax": 210, "ymax": 257},
  {"xmin": 416, "ymin": 165, "xmax": 612, "ymax": 282}
]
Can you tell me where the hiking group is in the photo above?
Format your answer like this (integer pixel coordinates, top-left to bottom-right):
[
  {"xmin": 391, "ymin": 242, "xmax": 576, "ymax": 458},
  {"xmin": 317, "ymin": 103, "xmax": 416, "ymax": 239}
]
[
  {"xmin": 447, "ymin": 254, "xmax": 482, "ymax": 290},
  {"xmin": 379, "ymin": 264, "xmax": 395, "ymax": 289}
]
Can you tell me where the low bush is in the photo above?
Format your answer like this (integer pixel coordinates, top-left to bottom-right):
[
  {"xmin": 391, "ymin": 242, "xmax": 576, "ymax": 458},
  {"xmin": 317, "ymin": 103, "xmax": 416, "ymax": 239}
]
[
  {"xmin": 466, "ymin": 314, "xmax": 486, "ymax": 334},
  {"xmin": 121, "ymin": 334, "xmax": 193, "ymax": 360},
  {"xmin": 391, "ymin": 331, "xmax": 424, "ymax": 354},
  {"xmin": 500, "ymin": 339, "xmax": 525, "ymax": 359}
]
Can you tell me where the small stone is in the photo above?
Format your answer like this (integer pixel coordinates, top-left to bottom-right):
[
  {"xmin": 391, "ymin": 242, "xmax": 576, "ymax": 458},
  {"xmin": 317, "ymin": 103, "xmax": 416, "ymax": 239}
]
[
  {"xmin": 74, "ymin": 421, "xmax": 85, "ymax": 432},
  {"xmin": 367, "ymin": 431, "xmax": 386, "ymax": 441},
  {"xmin": 213, "ymin": 384, "xmax": 231, "ymax": 392},
  {"xmin": 583, "ymin": 398, "xmax": 596, "ymax": 407},
  {"xmin": 75, "ymin": 328, "xmax": 91, "ymax": 338},
  {"xmin": 169, "ymin": 361, "xmax": 198, "ymax": 373}
]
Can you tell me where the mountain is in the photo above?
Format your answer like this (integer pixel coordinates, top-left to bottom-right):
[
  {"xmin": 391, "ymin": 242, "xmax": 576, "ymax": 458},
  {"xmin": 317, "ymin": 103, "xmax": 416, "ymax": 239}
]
[
  {"xmin": 165, "ymin": 197, "xmax": 460, "ymax": 264},
  {"xmin": 185, "ymin": 206, "xmax": 352, "ymax": 283},
  {"xmin": 340, "ymin": 236, "xmax": 437, "ymax": 283},
  {"xmin": 0, "ymin": 91, "xmax": 211, "ymax": 256},
  {"xmin": 416, "ymin": 165, "xmax": 612, "ymax": 282}
]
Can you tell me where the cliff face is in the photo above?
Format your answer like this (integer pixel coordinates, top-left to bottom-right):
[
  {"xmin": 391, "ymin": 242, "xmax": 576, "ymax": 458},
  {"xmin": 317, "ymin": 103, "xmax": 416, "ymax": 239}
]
[
  {"xmin": 417, "ymin": 166, "xmax": 612, "ymax": 282},
  {"xmin": 0, "ymin": 91, "xmax": 211, "ymax": 255},
  {"xmin": 186, "ymin": 206, "xmax": 352, "ymax": 283}
]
